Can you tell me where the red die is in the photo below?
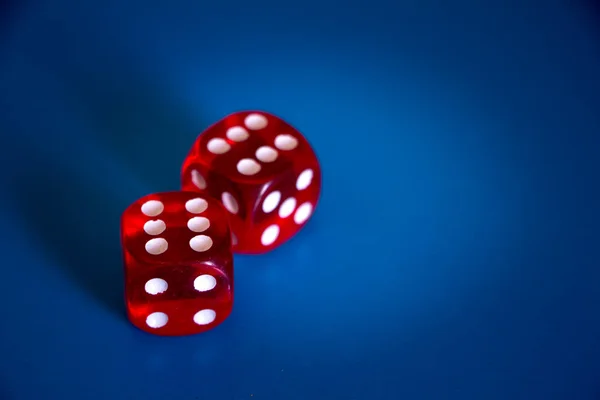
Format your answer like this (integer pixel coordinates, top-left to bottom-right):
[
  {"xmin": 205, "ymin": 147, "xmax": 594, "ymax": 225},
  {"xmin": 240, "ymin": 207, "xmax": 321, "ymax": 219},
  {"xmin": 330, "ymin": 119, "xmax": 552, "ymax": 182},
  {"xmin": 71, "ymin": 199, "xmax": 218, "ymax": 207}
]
[
  {"xmin": 120, "ymin": 191, "xmax": 233, "ymax": 336},
  {"xmin": 181, "ymin": 111, "xmax": 321, "ymax": 254}
]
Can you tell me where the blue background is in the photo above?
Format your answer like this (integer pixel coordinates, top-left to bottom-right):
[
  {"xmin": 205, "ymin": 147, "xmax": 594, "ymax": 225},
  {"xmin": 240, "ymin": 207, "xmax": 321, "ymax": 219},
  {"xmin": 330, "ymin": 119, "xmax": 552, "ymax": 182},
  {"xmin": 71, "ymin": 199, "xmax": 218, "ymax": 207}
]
[{"xmin": 1, "ymin": 0, "xmax": 599, "ymax": 399}]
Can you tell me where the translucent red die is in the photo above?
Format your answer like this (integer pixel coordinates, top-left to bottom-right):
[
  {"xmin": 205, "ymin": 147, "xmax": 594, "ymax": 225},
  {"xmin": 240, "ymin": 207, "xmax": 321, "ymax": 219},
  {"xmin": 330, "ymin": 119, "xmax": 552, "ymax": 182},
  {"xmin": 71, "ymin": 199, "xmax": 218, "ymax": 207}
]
[
  {"xmin": 120, "ymin": 191, "xmax": 234, "ymax": 336},
  {"xmin": 181, "ymin": 111, "xmax": 322, "ymax": 254}
]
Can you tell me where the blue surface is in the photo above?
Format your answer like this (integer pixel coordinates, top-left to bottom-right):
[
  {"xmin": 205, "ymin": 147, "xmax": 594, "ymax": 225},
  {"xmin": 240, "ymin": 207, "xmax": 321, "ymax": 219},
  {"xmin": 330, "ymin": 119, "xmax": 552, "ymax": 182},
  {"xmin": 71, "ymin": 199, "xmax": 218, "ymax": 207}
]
[{"xmin": 1, "ymin": 1, "xmax": 600, "ymax": 399}]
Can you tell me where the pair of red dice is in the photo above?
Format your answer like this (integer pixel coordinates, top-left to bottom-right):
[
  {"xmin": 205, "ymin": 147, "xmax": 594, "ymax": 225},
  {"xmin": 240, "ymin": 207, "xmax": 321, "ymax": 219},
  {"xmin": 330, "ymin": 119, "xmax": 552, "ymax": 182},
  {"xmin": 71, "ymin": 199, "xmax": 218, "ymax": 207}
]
[{"xmin": 120, "ymin": 111, "xmax": 322, "ymax": 336}]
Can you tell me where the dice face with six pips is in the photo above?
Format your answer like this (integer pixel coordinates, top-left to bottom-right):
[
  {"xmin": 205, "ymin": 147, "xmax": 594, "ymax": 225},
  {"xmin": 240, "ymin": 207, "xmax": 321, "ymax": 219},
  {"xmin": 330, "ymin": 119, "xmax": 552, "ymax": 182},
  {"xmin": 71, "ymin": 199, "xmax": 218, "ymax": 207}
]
[
  {"xmin": 181, "ymin": 111, "xmax": 321, "ymax": 254},
  {"xmin": 120, "ymin": 191, "xmax": 233, "ymax": 336}
]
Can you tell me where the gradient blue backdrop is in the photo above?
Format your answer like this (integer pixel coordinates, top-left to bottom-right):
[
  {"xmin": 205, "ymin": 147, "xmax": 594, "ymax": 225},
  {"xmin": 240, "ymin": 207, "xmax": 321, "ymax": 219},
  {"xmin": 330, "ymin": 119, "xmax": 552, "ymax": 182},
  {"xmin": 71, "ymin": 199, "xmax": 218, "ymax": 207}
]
[{"xmin": 1, "ymin": 1, "xmax": 599, "ymax": 399}]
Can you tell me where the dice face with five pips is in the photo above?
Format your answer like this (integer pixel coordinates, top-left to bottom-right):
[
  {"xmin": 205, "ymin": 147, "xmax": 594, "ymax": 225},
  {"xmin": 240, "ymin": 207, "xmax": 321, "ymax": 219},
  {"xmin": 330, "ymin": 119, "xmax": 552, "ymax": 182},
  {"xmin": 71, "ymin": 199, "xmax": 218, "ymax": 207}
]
[{"xmin": 120, "ymin": 192, "xmax": 233, "ymax": 336}]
